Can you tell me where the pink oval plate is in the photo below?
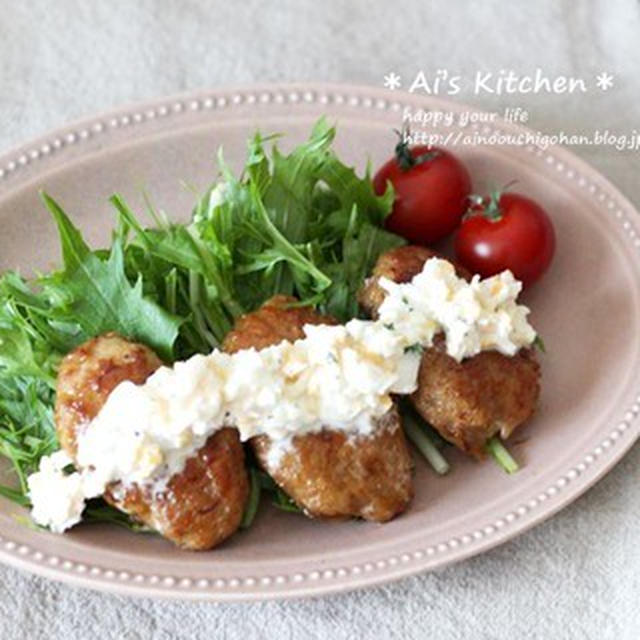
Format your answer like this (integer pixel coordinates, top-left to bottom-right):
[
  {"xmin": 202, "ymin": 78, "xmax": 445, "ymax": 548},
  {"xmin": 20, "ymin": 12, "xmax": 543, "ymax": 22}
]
[{"xmin": 0, "ymin": 84, "xmax": 638, "ymax": 601}]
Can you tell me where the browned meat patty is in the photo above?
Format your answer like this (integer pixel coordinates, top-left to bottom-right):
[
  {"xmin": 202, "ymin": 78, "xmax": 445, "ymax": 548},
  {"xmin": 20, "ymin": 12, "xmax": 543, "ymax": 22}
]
[
  {"xmin": 55, "ymin": 332, "xmax": 249, "ymax": 550},
  {"xmin": 222, "ymin": 295, "xmax": 338, "ymax": 351},
  {"xmin": 358, "ymin": 246, "xmax": 541, "ymax": 459},
  {"xmin": 358, "ymin": 245, "xmax": 471, "ymax": 317},
  {"xmin": 223, "ymin": 296, "xmax": 413, "ymax": 522}
]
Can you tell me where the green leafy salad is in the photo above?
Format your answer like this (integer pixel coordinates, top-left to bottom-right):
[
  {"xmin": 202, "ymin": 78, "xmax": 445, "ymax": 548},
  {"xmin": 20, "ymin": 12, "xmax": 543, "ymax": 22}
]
[{"xmin": 0, "ymin": 118, "xmax": 419, "ymax": 530}]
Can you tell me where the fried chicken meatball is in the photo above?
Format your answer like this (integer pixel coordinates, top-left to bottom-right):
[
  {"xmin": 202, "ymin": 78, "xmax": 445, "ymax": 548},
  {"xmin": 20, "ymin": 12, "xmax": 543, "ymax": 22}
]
[
  {"xmin": 223, "ymin": 296, "xmax": 413, "ymax": 522},
  {"xmin": 358, "ymin": 245, "xmax": 471, "ymax": 315},
  {"xmin": 55, "ymin": 332, "xmax": 249, "ymax": 550},
  {"xmin": 358, "ymin": 246, "xmax": 540, "ymax": 459}
]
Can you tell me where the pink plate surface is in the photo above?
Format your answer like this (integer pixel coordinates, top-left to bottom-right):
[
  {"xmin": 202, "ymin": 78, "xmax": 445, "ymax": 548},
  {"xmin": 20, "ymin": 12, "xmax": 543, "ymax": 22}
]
[{"xmin": 0, "ymin": 84, "xmax": 638, "ymax": 600}]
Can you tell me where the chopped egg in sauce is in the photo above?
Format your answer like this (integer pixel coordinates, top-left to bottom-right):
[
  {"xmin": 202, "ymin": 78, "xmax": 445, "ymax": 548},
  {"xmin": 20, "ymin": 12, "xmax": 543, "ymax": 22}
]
[{"xmin": 27, "ymin": 258, "xmax": 537, "ymax": 532}]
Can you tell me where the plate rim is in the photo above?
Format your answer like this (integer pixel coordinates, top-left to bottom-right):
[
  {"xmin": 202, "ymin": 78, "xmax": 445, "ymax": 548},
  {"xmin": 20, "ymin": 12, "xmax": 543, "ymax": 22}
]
[{"xmin": 0, "ymin": 82, "xmax": 639, "ymax": 601}]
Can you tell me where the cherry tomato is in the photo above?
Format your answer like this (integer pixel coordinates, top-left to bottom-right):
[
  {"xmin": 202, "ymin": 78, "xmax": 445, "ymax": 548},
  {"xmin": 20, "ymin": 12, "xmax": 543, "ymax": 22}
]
[
  {"xmin": 454, "ymin": 192, "xmax": 556, "ymax": 286},
  {"xmin": 373, "ymin": 144, "xmax": 472, "ymax": 244}
]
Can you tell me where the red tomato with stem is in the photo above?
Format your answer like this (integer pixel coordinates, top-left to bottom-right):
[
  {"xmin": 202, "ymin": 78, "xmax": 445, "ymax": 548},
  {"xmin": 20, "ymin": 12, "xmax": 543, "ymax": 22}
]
[
  {"xmin": 454, "ymin": 191, "xmax": 556, "ymax": 286},
  {"xmin": 373, "ymin": 141, "xmax": 472, "ymax": 244}
]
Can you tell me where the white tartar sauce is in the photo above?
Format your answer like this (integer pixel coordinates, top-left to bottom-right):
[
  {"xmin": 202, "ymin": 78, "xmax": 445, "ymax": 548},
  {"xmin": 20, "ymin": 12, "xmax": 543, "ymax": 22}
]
[
  {"xmin": 27, "ymin": 258, "xmax": 536, "ymax": 532},
  {"xmin": 27, "ymin": 450, "xmax": 86, "ymax": 533},
  {"xmin": 377, "ymin": 259, "xmax": 536, "ymax": 361}
]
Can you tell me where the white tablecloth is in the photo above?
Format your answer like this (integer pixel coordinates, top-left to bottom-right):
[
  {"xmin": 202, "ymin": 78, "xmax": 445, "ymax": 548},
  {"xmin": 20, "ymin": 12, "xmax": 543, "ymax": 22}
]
[{"xmin": 1, "ymin": 1, "xmax": 639, "ymax": 637}]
